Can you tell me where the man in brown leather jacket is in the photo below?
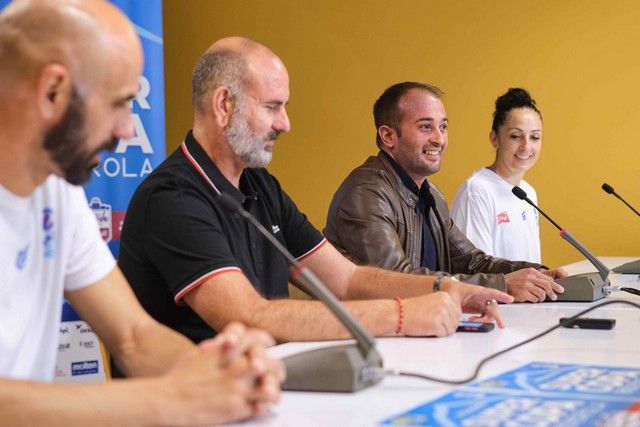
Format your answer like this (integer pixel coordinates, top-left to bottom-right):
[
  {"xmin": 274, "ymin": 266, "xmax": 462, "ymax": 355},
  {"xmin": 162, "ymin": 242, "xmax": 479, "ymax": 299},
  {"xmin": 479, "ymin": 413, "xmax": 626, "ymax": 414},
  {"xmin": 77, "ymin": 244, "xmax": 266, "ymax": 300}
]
[{"xmin": 324, "ymin": 82, "xmax": 567, "ymax": 303}]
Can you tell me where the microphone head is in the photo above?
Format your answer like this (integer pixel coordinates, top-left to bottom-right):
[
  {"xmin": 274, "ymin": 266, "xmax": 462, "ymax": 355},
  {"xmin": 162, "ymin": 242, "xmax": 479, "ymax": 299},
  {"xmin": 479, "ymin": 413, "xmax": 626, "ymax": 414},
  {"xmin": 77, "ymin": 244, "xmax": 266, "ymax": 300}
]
[
  {"xmin": 602, "ymin": 183, "xmax": 615, "ymax": 194},
  {"xmin": 218, "ymin": 192, "xmax": 242, "ymax": 214},
  {"xmin": 511, "ymin": 186, "xmax": 528, "ymax": 200}
]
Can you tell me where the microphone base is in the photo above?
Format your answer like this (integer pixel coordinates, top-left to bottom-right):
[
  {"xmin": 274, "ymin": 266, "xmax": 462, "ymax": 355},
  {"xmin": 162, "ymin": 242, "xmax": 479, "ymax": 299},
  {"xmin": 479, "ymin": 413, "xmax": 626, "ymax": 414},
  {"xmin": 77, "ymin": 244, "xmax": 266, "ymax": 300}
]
[
  {"xmin": 554, "ymin": 272, "xmax": 609, "ymax": 302},
  {"xmin": 612, "ymin": 259, "xmax": 640, "ymax": 274},
  {"xmin": 282, "ymin": 343, "xmax": 383, "ymax": 392}
]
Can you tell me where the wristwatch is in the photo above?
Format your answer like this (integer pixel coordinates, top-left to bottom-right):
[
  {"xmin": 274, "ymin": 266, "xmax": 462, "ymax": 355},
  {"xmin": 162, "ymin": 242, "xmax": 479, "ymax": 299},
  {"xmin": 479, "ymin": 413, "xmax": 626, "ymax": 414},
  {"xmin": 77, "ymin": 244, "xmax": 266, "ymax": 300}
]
[{"xmin": 432, "ymin": 273, "xmax": 458, "ymax": 292}]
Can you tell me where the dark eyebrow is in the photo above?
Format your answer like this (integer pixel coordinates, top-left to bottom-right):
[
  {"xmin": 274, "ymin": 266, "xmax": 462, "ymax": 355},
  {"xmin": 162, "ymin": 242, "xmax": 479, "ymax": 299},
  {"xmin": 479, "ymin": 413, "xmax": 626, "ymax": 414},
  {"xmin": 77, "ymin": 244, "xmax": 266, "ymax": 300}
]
[
  {"xmin": 507, "ymin": 127, "xmax": 542, "ymax": 132},
  {"xmin": 416, "ymin": 117, "xmax": 448, "ymax": 123}
]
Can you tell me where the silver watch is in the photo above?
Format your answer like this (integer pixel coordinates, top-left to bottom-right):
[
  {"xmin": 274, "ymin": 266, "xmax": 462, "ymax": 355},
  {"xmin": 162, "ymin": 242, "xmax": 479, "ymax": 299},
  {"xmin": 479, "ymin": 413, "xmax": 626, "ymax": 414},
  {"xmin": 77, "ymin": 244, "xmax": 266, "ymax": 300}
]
[{"xmin": 432, "ymin": 273, "xmax": 457, "ymax": 291}]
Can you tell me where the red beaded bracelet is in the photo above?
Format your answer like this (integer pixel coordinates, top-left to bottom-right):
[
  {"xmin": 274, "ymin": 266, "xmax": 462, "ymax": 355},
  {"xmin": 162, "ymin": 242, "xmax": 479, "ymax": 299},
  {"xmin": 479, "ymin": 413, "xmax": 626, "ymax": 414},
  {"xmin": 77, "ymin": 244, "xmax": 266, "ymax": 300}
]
[{"xmin": 394, "ymin": 297, "xmax": 404, "ymax": 334}]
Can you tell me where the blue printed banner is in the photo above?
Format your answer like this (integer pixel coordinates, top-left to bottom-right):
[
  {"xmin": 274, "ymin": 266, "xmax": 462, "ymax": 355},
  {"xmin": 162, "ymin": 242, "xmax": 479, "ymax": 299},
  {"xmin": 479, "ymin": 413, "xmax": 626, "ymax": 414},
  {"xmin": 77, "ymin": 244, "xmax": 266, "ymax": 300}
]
[
  {"xmin": 382, "ymin": 362, "xmax": 640, "ymax": 426},
  {"xmin": 85, "ymin": 0, "xmax": 166, "ymax": 258}
]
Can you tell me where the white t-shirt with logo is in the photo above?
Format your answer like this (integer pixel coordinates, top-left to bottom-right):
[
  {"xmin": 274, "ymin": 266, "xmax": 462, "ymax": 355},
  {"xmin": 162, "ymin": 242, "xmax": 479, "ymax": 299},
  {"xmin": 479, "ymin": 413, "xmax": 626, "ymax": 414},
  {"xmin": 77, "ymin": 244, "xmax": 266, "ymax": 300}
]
[
  {"xmin": 451, "ymin": 168, "xmax": 541, "ymax": 263},
  {"xmin": 0, "ymin": 175, "xmax": 115, "ymax": 381}
]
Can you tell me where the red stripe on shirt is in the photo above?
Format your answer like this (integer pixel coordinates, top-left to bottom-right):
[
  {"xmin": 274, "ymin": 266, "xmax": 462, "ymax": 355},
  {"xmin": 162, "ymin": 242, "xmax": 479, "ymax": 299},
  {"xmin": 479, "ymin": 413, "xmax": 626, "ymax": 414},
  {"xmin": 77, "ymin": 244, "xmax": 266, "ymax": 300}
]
[
  {"xmin": 295, "ymin": 238, "xmax": 327, "ymax": 262},
  {"xmin": 174, "ymin": 266, "xmax": 243, "ymax": 305}
]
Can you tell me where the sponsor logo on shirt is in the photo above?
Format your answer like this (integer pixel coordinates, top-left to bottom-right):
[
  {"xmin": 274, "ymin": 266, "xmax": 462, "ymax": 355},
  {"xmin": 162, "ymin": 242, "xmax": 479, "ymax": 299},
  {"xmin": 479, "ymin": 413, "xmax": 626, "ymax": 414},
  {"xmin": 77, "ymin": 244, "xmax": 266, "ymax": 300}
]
[
  {"xmin": 497, "ymin": 211, "xmax": 510, "ymax": 224},
  {"xmin": 42, "ymin": 208, "xmax": 55, "ymax": 258},
  {"xmin": 71, "ymin": 360, "xmax": 99, "ymax": 376},
  {"xmin": 15, "ymin": 244, "xmax": 29, "ymax": 270},
  {"xmin": 271, "ymin": 225, "xmax": 280, "ymax": 234}
]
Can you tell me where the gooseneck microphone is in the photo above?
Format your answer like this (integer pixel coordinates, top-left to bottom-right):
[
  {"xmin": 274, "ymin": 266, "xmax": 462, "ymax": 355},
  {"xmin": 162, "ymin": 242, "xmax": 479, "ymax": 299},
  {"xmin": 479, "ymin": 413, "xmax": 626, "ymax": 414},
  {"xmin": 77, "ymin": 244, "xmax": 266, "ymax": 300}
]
[
  {"xmin": 511, "ymin": 186, "xmax": 563, "ymax": 230},
  {"xmin": 601, "ymin": 183, "xmax": 640, "ymax": 274},
  {"xmin": 511, "ymin": 186, "xmax": 610, "ymax": 302},
  {"xmin": 218, "ymin": 193, "xmax": 383, "ymax": 392},
  {"xmin": 602, "ymin": 183, "xmax": 640, "ymax": 217}
]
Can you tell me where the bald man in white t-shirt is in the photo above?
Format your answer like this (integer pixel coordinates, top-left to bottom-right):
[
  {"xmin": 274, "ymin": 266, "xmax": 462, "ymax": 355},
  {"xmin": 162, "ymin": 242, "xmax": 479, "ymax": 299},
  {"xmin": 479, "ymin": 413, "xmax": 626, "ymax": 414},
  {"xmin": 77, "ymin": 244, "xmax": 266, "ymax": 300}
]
[{"xmin": 0, "ymin": 1, "xmax": 282, "ymax": 425}]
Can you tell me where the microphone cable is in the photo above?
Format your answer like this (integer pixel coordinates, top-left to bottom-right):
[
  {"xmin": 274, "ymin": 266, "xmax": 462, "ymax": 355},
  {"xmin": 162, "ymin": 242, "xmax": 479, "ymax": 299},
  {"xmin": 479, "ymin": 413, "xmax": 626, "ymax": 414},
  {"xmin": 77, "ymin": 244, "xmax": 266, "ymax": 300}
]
[
  {"xmin": 618, "ymin": 287, "xmax": 640, "ymax": 296},
  {"xmin": 380, "ymin": 299, "xmax": 640, "ymax": 385}
]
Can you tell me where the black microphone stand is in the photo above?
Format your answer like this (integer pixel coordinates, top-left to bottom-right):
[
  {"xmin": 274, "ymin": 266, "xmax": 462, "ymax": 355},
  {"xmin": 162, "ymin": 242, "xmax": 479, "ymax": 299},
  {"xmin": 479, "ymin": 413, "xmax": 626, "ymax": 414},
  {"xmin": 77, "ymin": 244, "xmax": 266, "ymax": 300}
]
[
  {"xmin": 602, "ymin": 183, "xmax": 640, "ymax": 217},
  {"xmin": 512, "ymin": 186, "xmax": 610, "ymax": 302},
  {"xmin": 601, "ymin": 183, "xmax": 640, "ymax": 274}
]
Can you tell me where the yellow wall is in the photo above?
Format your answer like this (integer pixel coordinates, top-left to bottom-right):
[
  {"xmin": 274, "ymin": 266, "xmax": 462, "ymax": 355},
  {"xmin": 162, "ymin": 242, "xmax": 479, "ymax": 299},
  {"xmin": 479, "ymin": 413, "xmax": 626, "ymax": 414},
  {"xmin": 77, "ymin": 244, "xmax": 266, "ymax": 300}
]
[{"xmin": 163, "ymin": 0, "xmax": 639, "ymax": 267}]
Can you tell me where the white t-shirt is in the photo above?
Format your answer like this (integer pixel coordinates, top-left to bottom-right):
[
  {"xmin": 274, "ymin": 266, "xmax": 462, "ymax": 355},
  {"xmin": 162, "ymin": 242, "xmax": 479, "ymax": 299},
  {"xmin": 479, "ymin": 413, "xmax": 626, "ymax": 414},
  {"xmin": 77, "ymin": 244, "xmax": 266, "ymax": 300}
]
[
  {"xmin": 0, "ymin": 175, "xmax": 115, "ymax": 381},
  {"xmin": 451, "ymin": 168, "xmax": 541, "ymax": 263}
]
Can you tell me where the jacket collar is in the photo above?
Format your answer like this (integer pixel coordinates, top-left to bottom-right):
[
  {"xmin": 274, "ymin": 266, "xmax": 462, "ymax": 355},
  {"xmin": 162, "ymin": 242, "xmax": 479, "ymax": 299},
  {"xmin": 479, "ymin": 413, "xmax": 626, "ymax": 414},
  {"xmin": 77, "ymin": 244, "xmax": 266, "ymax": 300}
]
[{"xmin": 378, "ymin": 150, "xmax": 431, "ymax": 208}]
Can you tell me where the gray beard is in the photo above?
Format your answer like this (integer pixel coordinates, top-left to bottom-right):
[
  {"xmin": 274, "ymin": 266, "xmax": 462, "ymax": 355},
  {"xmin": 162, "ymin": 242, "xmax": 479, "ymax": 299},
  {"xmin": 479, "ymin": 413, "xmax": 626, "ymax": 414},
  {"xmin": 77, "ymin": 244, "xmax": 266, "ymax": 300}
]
[{"xmin": 225, "ymin": 113, "xmax": 273, "ymax": 168}]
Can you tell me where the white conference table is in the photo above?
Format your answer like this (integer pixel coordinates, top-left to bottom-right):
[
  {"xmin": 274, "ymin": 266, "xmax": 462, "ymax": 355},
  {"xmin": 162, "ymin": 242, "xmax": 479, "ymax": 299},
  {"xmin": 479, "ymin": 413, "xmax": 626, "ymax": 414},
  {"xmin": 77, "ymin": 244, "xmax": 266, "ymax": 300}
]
[{"xmin": 244, "ymin": 257, "xmax": 640, "ymax": 426}]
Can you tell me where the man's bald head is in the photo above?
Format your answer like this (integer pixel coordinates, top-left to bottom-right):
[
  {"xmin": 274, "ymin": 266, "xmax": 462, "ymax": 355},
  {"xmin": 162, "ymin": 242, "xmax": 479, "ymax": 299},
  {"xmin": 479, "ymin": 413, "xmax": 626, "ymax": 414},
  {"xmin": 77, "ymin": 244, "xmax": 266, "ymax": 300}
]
[
  {"xmin": 0, "ymin": 0, "xmax": 141, "ymax": 93},
  {"xmin": 191, "ymin": 36, "xmax": 285, "ymax": 116},
  {"xmin": 208, "ymin": 36, "xmax": 274, "ymax": 56},
  {"xmin": 0, "ymin": 0, "xmax": 143, "ymax": 192}
]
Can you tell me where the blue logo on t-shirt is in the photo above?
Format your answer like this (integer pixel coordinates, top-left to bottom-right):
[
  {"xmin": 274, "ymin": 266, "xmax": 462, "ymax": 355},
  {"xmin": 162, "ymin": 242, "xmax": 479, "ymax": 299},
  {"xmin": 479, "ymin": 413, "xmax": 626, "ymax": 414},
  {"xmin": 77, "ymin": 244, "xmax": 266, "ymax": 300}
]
[
  {"xmin": 42, "ymin": 208, "xmax": 55, "ymax": 258},
  {"xmin": 15, "ymin": 245, "xmax": 29, "ymax": 270}
]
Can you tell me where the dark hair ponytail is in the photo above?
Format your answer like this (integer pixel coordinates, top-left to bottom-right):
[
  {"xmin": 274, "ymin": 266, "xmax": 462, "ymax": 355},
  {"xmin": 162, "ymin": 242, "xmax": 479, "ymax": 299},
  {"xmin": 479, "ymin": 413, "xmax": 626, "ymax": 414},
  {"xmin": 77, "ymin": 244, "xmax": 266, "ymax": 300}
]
[{"xmin": 491, "ymin": 88, "xmax": 541, "ymax": 132}]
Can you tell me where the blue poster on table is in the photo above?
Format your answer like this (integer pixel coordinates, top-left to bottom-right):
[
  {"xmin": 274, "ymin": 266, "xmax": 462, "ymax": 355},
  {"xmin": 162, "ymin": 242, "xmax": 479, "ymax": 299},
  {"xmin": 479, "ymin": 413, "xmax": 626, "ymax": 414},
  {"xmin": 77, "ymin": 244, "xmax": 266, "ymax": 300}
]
[{"xmin": 382, "ymin": 362, "xmax": 640, "ymax": 427}]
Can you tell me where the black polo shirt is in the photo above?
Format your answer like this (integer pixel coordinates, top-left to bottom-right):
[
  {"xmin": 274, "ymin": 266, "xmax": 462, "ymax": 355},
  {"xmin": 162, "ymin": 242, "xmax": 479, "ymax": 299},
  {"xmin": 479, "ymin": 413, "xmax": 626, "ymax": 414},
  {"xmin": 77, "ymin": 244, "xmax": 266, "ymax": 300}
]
[
  {"xmin": 381, "ymin": 151, "xmax": 438, "ymax": 270},
  {"xmin": 118, "ymin": 131, "xmax": 325, "ymax": 343}
]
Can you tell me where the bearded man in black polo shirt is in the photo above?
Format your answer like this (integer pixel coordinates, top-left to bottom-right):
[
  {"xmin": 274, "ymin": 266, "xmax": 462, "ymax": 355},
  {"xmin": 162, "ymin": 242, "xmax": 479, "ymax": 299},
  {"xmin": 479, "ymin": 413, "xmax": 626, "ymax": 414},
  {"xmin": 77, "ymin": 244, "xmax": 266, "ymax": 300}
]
[{"xmin": 119, "ymin": 37, "xmax": 514, "ymax": 345}]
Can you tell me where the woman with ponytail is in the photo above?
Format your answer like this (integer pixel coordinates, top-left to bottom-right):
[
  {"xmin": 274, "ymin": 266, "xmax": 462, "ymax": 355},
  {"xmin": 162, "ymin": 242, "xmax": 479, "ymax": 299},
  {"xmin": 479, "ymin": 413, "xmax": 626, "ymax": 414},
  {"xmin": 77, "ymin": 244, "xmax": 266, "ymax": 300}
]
[{"xmin": 451, "ymin": 88, "xmax": 543, "ymax": 263}]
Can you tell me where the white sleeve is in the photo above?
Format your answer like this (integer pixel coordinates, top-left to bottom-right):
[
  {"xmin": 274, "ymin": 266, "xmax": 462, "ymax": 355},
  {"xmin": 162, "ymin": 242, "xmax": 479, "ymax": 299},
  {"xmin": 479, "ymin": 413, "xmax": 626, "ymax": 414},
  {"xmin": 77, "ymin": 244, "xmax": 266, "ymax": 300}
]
[
  {"xmin": 64, "ymin": 187, "xmax": 116, "ymax": 291},
  {"xmin": 451, "ymin": 186, "xmax": 495, "ymax": 255}
]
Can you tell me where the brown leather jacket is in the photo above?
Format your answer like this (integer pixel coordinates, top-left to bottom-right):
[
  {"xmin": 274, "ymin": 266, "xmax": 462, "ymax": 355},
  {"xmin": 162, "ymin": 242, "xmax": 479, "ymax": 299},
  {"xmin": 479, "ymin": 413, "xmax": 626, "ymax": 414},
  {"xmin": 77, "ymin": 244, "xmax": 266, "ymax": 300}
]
[{"xmin": 324, "ymin": 152, "xmax": 542, "ymax": 291}]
